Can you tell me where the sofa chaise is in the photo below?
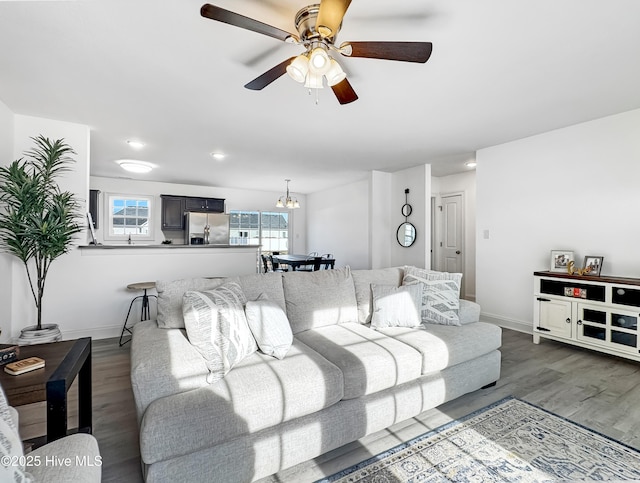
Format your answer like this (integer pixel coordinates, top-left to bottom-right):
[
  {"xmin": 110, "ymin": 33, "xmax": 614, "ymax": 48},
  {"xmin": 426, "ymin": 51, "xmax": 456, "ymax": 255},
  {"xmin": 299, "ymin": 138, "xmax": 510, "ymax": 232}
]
[{"xmin": 131, "ymin": 266, "xmax": 502, "ymax": 482}]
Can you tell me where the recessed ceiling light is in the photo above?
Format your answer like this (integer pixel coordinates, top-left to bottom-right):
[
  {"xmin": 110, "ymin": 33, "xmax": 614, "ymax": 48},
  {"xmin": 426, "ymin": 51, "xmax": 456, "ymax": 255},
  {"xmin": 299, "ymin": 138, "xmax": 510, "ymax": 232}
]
[
  {"xmin": 465, "ymin": 161, "xmax": 477, "ymax": 168},
  {"xmin": 116, "ymin": 159, "xmax": 154, "ymax": 173},
  {"xmin": 210, "ymin": 152, "xmax": 225, "ymax": 160},
  {"xmin": 127, "ymin": 140, "xmax": 145, "ymax": 149}
]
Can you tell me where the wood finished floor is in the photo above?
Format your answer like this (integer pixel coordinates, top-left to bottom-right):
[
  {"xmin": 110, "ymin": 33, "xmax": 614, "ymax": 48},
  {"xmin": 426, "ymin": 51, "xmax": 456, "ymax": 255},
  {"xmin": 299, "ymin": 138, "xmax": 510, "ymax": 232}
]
[{"xmin": 14, "ymin": 328, "xmax": 640, "ymax": 482}]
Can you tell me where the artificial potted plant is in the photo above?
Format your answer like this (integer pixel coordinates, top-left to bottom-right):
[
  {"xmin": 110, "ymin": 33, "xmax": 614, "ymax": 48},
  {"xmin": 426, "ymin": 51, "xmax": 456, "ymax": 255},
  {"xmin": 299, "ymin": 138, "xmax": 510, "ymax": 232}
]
[{"xmin": 0, "ymin": 135, "xmax": 83, "ymax": 344}]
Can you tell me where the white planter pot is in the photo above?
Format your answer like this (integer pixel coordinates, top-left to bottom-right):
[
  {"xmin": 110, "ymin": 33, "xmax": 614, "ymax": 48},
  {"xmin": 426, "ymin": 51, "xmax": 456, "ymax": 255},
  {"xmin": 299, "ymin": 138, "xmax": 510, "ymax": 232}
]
[{"xmin": 17, "ymin": 324, "xmax": 62, "ymax": 345}]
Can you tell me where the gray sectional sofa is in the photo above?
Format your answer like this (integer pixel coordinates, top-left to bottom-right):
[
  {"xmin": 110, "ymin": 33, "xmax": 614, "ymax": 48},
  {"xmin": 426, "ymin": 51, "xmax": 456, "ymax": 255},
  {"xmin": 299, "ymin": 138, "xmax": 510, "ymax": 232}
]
[{"xmin": 130, "ymin": 266, "xmax": 502, "ymax": 482}]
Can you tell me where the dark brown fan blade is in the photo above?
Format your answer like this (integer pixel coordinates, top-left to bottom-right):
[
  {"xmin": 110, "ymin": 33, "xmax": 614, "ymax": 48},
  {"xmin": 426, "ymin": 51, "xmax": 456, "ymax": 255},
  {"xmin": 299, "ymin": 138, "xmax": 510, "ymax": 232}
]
[
  {"xmin": 342, "ymin": 41, "xmax": 433, "ymax": 63},
  {"xmin": 331, "ymin": 78, "xmax": 358, "ymax": 105},
  {"xmin": 201, "ymin": 4, "xmax": 296, "ymax": 42},
  {"xmin": 317, "ymin": 0, "xmax": 352, "ymax": 39},
  {"xmin": 245, "ymin": 57, "xmax": 296, "ymax": 90}
]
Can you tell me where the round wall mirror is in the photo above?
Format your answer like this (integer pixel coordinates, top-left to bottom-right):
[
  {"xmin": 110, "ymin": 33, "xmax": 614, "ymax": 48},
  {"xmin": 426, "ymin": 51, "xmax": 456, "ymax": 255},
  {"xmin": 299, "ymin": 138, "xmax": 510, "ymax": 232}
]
[
  {"xmin": 396, "ymin": 222, "xmax": 417, "ymax": 247},
  {"xmin": 401, "ymin": 203, "xmax": 413, "ymax": 217}
]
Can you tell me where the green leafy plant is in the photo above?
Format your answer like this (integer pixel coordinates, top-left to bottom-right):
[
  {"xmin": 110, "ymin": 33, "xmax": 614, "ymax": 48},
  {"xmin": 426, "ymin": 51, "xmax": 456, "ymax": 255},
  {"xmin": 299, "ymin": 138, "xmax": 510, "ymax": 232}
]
[{"xmin": 0, "ymin": 136, "xmax": 83, "ymax": 330}]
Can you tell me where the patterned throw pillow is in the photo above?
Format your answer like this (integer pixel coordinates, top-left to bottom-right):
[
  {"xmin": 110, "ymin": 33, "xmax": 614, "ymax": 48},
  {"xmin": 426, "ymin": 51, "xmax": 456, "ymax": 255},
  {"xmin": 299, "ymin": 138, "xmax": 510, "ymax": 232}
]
[
  {"xmin": 370, "ymin": 284, "xmax": 422, "ymax": 329},
  {"xmin": 0, "ymin": 386, "xmax": 33, "ymax": 482},
  {"xmin": 183, "ymin": 282, "xmax": 257, "ymax": 384},
  {"xmin": 245, "ymin": 294, "xmax": 293, "ymax": 360},
  {"xmin": 403, "ymin": 266, "xmax": 463, "ymax": 326}
]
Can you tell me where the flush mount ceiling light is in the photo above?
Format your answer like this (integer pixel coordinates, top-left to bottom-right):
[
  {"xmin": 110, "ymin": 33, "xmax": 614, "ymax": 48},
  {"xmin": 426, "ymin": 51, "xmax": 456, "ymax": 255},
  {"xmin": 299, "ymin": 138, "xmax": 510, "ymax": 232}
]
[
  {"xmin": 126, "ymin": 140, "xmax": 145, "ymax": 149},
  {"xmin": 276, "ymin": 179, "xmax": 300, "ymax": 209},
  {"xmin": 116, "ymin": 160, "xmax": 154, "ymax": 174},
  {"xmin": 465, "ymin": 161, "xmax": 477, "ymax": 168},
  {"xmin": 210, "ymin": 152, "xmax": 226, "ymax": 160},
  {"xmin": 201, "ymin": 2, "xmax": 433, "ymax": 105}
]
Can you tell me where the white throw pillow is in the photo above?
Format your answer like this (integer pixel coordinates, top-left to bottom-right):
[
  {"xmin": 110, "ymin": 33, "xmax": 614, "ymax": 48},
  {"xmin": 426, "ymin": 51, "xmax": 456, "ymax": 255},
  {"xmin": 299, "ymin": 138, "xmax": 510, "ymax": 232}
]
[
  {"xmin": 245, "ymin": 295, "xmax": 293, "ymax": 360},
  {"xmin": 370, "ymin": 284, "xmax": 422, "ymax": 329},
  {"xmin": 403, "ymin": 266, "xmax": 463, "ymax": 326},
  {"xmin": 183, "ymin": 282, "xmax": 257, "ymax": 384},
  {"xmin": 0, "ymin": 386, "xmax": 33, "ymax": 482}
]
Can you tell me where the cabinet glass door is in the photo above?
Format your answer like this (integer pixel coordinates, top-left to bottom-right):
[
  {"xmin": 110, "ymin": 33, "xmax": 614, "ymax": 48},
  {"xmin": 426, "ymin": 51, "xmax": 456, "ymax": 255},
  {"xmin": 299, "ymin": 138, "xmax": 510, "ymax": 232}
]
[
  {"xmin": 610, "ymin": 309, "xmax": 638, "ymax": 351},
  {"xmin": 577, "ymin": 304, "xmax": 639, "ymax": 353},
  {"xmin": 576, "ymin": 304, "xmax": 608, "ymax": 346}
]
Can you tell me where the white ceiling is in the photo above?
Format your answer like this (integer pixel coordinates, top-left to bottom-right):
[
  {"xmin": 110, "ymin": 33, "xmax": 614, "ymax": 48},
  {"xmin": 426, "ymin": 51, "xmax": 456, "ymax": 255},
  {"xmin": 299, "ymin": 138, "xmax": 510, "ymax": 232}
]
[{"xmin": 1, "ymin": 0, "xmax": 639, "ymax": 194}]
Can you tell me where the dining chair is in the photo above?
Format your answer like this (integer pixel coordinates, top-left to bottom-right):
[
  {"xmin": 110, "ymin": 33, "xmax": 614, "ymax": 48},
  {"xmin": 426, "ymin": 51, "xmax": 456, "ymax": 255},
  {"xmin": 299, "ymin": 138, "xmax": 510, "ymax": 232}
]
[
  {"xmin": 269, "ymin": 255, "xmax": 287, "ymax": 272},
  {"xmin": 295, "ymin": 252, "xmax": 319, "ymax": 272},
  {"xmin": 320, "ymin": 253, "xmax": 334, "ymax": 270},
  {"xmin": 261, "ymin": 254, "xmax": 270, "ymax": 273}
]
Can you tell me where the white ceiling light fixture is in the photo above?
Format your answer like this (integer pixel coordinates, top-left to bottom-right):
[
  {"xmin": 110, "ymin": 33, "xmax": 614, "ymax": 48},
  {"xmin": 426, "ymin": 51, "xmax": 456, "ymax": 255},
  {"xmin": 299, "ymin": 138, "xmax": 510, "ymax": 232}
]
[
  {"xmin": 286, "ymin": 54, "xmax": 310, "ymax": 83},
  {"xmin": 276, "ymin": 179, "xmax": 300, "ymax": 209},
  {"xmin": 210, "ymin": 152, "xmax": 226, "ymax": 160},
  {"xmin": 325, "ymin": 59, "xmax": 346, "ymax": 86},
  {"xmin": 116, "ymin": 159, "xmax": 154, "ymax": 174},
  {"xmin": 126, "ymin": 140, "xmax": 145, "ymax": 149},
  {"xmin": 465, "ymin": 161, "xmax": 477, "ymax": 168}
]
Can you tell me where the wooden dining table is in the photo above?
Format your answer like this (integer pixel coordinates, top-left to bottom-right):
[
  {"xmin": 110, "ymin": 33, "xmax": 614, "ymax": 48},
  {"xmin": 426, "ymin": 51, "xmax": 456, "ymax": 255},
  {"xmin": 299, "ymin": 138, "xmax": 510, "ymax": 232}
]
[{"xmin": 271, "ymin": 254, "xmax": 335, "ymax": 271}]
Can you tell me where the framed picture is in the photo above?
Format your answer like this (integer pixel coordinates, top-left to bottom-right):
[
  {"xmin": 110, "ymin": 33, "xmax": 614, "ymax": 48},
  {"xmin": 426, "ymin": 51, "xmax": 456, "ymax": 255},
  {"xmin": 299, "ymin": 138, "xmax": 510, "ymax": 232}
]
[
  {"xmin": 550, "ymin": 250, "xmax": 574, "ymax": 272},
  {"xmin": 583, "ymin": 256, "xmax": 604, "ymax": 276}
]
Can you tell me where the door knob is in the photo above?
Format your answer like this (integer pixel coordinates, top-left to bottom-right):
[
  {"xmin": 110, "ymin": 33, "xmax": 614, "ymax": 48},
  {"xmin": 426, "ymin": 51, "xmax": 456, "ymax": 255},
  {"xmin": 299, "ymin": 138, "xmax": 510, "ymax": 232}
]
[{"xmin": 456, "ymin": 250, "xmax": 461, "ymax": 254}]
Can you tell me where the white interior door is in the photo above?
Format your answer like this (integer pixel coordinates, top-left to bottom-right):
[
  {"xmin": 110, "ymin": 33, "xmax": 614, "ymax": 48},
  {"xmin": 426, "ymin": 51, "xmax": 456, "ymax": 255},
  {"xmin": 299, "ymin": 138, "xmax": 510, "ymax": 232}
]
[{"xmin": 439, "ymin": 193, "xmax": 465, "ymax": 296}]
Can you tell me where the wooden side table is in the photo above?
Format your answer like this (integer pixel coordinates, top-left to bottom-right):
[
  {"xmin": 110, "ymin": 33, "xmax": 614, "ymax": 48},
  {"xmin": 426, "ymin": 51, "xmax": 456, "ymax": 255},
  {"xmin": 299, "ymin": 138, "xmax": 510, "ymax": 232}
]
[{"xmin": 0, "ymin": 337, "xmax": 92, "ymax": 446}]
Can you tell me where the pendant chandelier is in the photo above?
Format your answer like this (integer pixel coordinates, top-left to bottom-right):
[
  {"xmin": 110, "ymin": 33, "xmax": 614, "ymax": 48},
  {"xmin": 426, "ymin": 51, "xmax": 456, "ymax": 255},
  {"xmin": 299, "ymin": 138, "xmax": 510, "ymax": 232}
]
[{"xmin": 276, "ymin": 179, "xmax": 300, "ymax": 209}]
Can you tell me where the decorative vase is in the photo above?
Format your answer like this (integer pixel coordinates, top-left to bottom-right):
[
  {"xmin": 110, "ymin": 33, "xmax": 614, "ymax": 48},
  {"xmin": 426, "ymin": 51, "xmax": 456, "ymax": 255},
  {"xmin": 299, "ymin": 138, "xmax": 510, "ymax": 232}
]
[{"xmin": 17, "ymin": 324, "xmax": 62, "ymax": 345}]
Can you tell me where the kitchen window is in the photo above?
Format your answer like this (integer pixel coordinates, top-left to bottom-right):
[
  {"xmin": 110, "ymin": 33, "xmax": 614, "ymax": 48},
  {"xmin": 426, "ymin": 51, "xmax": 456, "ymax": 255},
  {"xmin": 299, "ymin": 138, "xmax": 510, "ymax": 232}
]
[{"xmin": 105, "ymin": 193, "xmax": 154, "ymax": 241}]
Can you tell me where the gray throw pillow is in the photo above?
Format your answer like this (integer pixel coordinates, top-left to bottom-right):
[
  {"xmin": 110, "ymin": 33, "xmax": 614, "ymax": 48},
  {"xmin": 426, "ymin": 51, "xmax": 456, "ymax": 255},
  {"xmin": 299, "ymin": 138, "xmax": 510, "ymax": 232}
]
[
  {"xmin": 183, "ymin": 282, "xmax": 257, "ymax": 384},
  {"xmin": 156, "ymin": 277, "xmax": 226, "ymax": 329},
  {"xmin": 403, "ymin": 266, "xmax": 463, "ymax": 326},
  {"xmin": 245, "ymin": 295, "xmax": 293, "ymax": 360},
  {"xmin": 370, "ymin": 283, "xmax": 422, "ymax": 329}
]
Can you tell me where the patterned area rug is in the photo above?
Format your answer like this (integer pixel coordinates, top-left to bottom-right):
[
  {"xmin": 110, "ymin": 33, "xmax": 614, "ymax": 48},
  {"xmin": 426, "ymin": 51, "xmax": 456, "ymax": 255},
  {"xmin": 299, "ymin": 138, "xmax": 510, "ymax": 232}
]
[{"xmin": 319, "ymin": 397, "xmax": 640, "ymax": 482}]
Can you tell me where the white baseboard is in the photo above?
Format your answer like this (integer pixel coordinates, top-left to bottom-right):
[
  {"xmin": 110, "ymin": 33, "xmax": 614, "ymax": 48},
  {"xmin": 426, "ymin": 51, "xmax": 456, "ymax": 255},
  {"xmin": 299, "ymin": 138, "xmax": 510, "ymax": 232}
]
[
  {"xmin": 59, "ymin": 324, "xmax": 124, "ymax": 341},
  {"xmin": 480, "ymin": 312, "xmax": 532, "ymax": 335}
]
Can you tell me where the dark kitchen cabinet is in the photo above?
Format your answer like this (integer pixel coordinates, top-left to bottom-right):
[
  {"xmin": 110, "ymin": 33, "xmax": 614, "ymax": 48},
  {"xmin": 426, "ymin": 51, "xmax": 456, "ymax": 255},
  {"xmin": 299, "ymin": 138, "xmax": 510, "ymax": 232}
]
[
  {"xmin": 161, "ymin": 195, "xmax": 186, "ymax": 230},
  {"xmin": 184, "ymin": 197, "xmax": 225, "ymax": 213},
  {"xmin": 161, "ymin": 195, "xmax": 225, "ymax": 230}
]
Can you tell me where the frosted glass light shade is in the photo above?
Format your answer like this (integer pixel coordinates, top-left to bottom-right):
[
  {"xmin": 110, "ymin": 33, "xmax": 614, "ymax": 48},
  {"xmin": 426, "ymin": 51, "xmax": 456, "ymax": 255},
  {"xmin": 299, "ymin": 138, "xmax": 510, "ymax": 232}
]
[
  {"xmin": 304, "ymin": 72, "xmax": 324, "ymax": 89},
  {"xmin": 325, "ymin": 59, "xmax": 346, "ymax": 86},
  {"xmin": 286, "ymin": 55, "xmax": 309, "ymax": 83},
  {"xmin": 309, "ymin": 48, "xmax": 331, "ymax": 75}
]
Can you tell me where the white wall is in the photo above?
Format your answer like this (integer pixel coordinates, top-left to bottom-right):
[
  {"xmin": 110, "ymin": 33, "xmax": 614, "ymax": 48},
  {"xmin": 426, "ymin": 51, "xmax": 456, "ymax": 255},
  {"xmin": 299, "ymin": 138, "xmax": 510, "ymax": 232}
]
[
  {"xmin": 305, "ymin": 165, "xmax": 432, "ymax": 270},
  {"xmin": 0, "ymin": 99, "xmax": 14, "ymax": 342},
  {"xmin": 476, "ymin": 108, "xmax": 640, "ymax": 332},
  {"xmin": 390, "ymin": 164, "xmax": 431, "ymax": 269},
  {"xmin": 306, "ymin": 179, "xmax": 369, "ymax": 269},
  {"xmin": 370, "ymin": 171, "xmax": 392, "ymax": 269},
  {"xmin": 89, "ymin": 176, "xmax": 307, "ymax": 252},
  {"xmin": 432, "ymin": 170, "xmax": 477, "ymax": 300}
]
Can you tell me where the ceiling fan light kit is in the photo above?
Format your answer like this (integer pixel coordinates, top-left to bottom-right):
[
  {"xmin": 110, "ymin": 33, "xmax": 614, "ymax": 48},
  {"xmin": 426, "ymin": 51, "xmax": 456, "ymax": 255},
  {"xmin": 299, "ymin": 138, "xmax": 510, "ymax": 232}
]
[
  {"xmin": 200, "ymin": 2, "xmax": 433, "ymax": 105},
  {"xmin": 286, "ymin": 54, "xmax": 310, "ymax": 83}
]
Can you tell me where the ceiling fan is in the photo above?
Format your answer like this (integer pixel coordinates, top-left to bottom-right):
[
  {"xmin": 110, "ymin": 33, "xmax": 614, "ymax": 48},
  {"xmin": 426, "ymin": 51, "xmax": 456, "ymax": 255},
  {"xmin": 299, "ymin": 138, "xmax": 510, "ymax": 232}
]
[{"xmin": 200, "ymin": 1, "xmax": 433, "ymax": 105}]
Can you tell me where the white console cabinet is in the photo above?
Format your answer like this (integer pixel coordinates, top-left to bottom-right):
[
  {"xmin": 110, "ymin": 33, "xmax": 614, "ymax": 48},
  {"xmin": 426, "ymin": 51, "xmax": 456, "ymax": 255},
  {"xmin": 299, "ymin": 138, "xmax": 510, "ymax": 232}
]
[{"xmin": 533, "ymin": 271, "xmax": 640, "ymax": 362}]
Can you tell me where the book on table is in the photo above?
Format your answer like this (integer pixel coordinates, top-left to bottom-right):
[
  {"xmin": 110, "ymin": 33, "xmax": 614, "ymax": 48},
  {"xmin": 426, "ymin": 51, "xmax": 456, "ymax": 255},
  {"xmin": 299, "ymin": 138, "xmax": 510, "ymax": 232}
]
[{"xmin": 4, "ymin": 357, "xmax": 45, "ymax": 376}]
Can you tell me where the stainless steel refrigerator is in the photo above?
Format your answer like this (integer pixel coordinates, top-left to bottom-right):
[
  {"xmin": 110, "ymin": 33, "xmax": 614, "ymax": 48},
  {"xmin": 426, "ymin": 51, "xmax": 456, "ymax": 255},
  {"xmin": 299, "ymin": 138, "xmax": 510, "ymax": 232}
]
[{"xmin": 184, "ymin": 212, "xmax": 230, "ymax": 245}]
